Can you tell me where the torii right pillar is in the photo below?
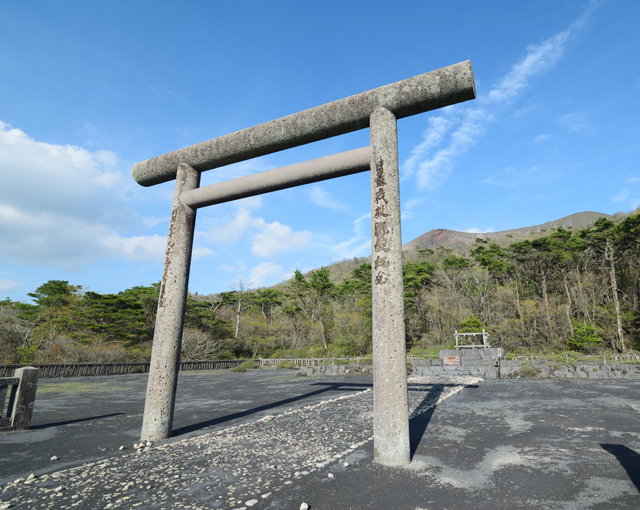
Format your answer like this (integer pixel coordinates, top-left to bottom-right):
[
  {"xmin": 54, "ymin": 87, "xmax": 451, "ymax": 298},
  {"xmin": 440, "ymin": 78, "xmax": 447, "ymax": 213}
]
[{"xmin": 370, "ymin": 106, "xmax": 410, "ymax": 466}]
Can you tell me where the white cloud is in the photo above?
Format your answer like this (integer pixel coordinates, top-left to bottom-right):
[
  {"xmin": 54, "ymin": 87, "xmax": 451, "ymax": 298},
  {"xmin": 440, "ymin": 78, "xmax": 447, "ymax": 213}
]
[
  {"xmin": 465, "ymin": 227, "xmax": 496, "ymax": 234},
  {"xmin": 142, "ymin": 216, "xmax": 166, "ymax": 228},
  {"xmin": 197, "ymin": 207, "xmax": 254, "ymax": 245},
  {"xmin": 534, "ymin": 134, "xmax": 550, "ymax": 142},
  {"xmin": 199, "ymin": 159, "xmax": 274, "ymax": 187},
  {"xmin": 613, "ymin": 189, "xmax": 629, "ymax": 202},
  {"xmin": 218, "ymin": 261, "xmax": 246, "ymax": 273},
  {"xmin": 402, "ymin": 115, "xmax": 453, "ymax": 179},
  {"xmin": 251, "ymin": 219, "xmax": 312, "ymax": 257},
  {"xmin": 192, "ymin": 246, "xmax": 215, "ymax": 260},
  {"xmin": 0, "ymin": 123, "xmax": 184, "ymax": 270},
  {"xmin": 403, "ymin": 2, "xmax": 597, "ymax": 190},
  {"xmin": 149, "ymin": 84, "xmax": 187, "ymax": 104},
  {"xmin": 306, "ymin": 186, "xmax": 346, "ymax": 210},
  {"xmin": 100, "ymin": 233, "xmax": 167, "ymax": 261},
  {"xmin": 557, "ymin": 112, "xmax": 589, "ymax": 132},
  {"xmin": 250, "ymin": 262, "xmax": 286, "ymax": 287},
  {"xmin": 330, "ymin": 213, "xmax": 371, "ymax": 260},
  {"xmin": 197, "ymin": 204, "xmax": 312, "ymax": 258},
  {"xmin": 626, "ymin": 177, "xmax": 640, "ymax": 183},
  {"xmin": 402, "ymin": 198, "xmax": 425, "ymax": 220},
  {"xmin": 0, "ymin": 279, "xmax": 19, "ymax": 295},
  {"xmin": 236, "ymin": 195, "xmax": 263, "ymax": 209}
]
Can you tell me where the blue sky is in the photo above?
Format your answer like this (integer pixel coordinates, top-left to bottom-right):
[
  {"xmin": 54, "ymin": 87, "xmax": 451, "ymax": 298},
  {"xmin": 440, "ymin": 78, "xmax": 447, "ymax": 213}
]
[{"xmin": 1, "ymin": 0, "xmax": 639, "ymax": 302}]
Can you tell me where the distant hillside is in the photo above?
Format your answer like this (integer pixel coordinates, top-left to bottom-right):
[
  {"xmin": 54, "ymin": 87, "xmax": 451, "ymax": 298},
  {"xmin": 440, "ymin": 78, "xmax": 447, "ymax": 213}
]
[{"xmin": 403, "ymin": 211, "xmax": 616, "ymax": 251}]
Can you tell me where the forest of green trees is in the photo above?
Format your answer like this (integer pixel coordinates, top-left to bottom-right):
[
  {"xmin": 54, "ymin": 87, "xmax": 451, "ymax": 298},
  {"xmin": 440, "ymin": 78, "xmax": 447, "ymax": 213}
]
[{"xmin": 2, "ymin": 213, "xmax": 640, "ymax": 365}]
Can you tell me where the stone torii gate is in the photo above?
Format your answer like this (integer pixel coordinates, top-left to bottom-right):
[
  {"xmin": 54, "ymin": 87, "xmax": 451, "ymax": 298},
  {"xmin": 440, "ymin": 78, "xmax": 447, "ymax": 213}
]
[{"xmin": 132, "ymin": 61, "xmax": 475, "ymax": 466}]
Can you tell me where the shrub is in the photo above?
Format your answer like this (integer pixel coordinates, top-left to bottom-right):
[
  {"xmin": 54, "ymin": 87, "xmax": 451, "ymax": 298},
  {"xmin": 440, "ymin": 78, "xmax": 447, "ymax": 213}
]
[
  {"xmin": 518, "ymin": 366, "xmax": 540, "ymax": 378},
  {"xmin": 239, "ymin": 359, "xmax": 260, "ymax": 369},
  {"xmin": 567, "ymin": 322, "xmax": 604, "ymax": 352},
  {"xmin": 230, "ymin": 366, "xmax": 246, "ymax": 373},
  {"xmin": 458, "ymin": 314, "xmax": 489, "ymax": 333},
  {"xmin": 276, "ymin": 360, "xmax": 296, "ymax": 369}
]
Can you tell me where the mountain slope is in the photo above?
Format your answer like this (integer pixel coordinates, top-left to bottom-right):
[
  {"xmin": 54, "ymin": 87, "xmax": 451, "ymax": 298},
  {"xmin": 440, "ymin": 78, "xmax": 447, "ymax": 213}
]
[{"xmin": 403, "ymin": 211, "xmax": 615, "ymax": 251}]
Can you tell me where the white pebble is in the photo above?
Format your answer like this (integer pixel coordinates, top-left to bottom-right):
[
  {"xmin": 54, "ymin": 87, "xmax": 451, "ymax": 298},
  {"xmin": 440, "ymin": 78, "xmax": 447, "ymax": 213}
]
[
  {"xmin": 245, "ymin": 499, "xmax": 258, "ymax": 507},
  {"xmin": 300, "ymin": 503, "xmax": 309, "ymax": 510},
  {"xmin": 328, "ymin": 473, "xmax": 334, "ymax": 478},
  {"xmin": 50, "ymin": 456, "xmax": 58, "ymax": 461},
  {"xmin": 261, "ymin": 492, "xmax": 272, "ymax": 498},
  {"xmin": 343, "ymin": 462, "xmax": 350, "ymax": 467}
]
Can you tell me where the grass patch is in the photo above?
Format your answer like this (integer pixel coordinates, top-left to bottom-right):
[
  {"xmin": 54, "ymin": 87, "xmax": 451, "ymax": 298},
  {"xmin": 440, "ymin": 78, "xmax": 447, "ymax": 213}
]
[
  {"xmin": 518, "ymin": 365, "xmax": 540, "ymax": 379},
  {"xmin": 37, "ymin": 381, "xmax": 126, "ymax": 394},
  {"xmin": 276, "ymin": 360, "xmax": 296, "ymax": 369},
  {"xmin": 230, "ymin": 360, "xmax": 260, "ymax": 372}
]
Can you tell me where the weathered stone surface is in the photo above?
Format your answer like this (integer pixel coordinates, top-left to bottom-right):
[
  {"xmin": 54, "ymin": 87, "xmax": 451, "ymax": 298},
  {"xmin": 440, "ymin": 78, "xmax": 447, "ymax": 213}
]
[
  {"xmin": 132, "ymin": 62, "xmax": 476, "ymax": 187},
  {"xmin": 10, "ymin": 366, "xmax": 38, "ymax": 430},
  {"xmin": 140, "ymin": 164, "xmax": 200, "ymax": 442},
  {"xmin": 370, "ymin": 107, "xmax": 410, "ymax": 467}
]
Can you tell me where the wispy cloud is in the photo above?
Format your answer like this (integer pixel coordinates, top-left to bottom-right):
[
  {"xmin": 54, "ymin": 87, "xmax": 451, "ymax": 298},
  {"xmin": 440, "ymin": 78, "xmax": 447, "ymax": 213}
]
[
  {"xmin": 0, "ymin": 279, "xmax": 19, "ymax": 295},
  {"xmin": 306, "ymin": 185, "xmax": 346, "ymax": 210},
  {"xmin": 534, "ymin": 134, "xmax": 550, "ymax": 142},
  {"xmin": 402, "ymin": 198, "xmax": 425, "ymax": 220},
  {"xmin": 149, "ymin": 84, "xmax": 187, "ymax": 104},
  {"xmin": 402, "ymin": 2, "xmax": 598, "ymax": 190},
  {"xmin": 613, "ymin": 189, "xmax": 629, "ymax": 202},
  {"xmin": 465, "ymin": 227, "xmax": 495, "ymax": 234},
  {"xmin": 218, "ymin": 261, "xmax": 246, "ymax": 273},
  {"xmin": 330, "ymin": 213, "xmax": 371, "ymax": 260},
  {"xmin": 250, "ymin": 262, "xmax": 286, "ymax": 288},
  {"xmin": 482, "ymin": 164, "xmax": 546, "ymax": 187},
  {"xmin": 402, "ymin": 115, "xmax": 453, "ymax": 179},
  {"xmin": 557, "ymin": 112, "xmax": 590, "ymax": 132},
  {"xmin": 627, "ymin": 177, "xmax": 640, "ymax": 183}
]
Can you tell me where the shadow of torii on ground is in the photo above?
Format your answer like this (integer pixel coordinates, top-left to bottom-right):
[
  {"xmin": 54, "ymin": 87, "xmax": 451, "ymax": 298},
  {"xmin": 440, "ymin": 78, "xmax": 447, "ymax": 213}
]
[{"xmin": 171, "ymin": 380, "xmax": 373, "ymax": 437}]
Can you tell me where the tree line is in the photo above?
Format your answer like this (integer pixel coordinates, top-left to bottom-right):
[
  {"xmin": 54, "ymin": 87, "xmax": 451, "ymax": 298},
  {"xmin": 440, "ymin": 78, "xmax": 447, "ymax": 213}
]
[{"xmin": 1, "ymin": 213, "xmax": 639, "ymax": 364}]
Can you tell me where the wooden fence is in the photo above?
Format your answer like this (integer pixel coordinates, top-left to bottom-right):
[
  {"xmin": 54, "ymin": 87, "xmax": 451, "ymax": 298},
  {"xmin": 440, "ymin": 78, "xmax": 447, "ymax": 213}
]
[
  {"xmin": 0, "ymin": 356, "xmax": 442, "ymax": 378},
  {"xmin": 0, "ymin": 360, "xmax": 244, "ymax": 378}
]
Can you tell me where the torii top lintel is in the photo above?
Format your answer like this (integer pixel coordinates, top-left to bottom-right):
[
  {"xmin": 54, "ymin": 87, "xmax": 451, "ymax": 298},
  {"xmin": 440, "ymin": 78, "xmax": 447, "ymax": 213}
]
[{"xmin": 132, "ymin": 60, "xmax": 476, "ymax": 188}]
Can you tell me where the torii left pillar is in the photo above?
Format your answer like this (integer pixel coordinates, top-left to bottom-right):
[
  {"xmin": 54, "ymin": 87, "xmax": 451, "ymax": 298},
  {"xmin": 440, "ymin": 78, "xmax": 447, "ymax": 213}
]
[{"xmin": 141, "ymin": 163, "xmax": 199, "ymax": 441}]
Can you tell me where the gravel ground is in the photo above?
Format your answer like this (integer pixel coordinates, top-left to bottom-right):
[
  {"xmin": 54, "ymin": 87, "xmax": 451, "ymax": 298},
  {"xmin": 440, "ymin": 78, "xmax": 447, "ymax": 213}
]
[{"xmin": 0, "ymin": 376, "xmax": 480, "ymax": 510}]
